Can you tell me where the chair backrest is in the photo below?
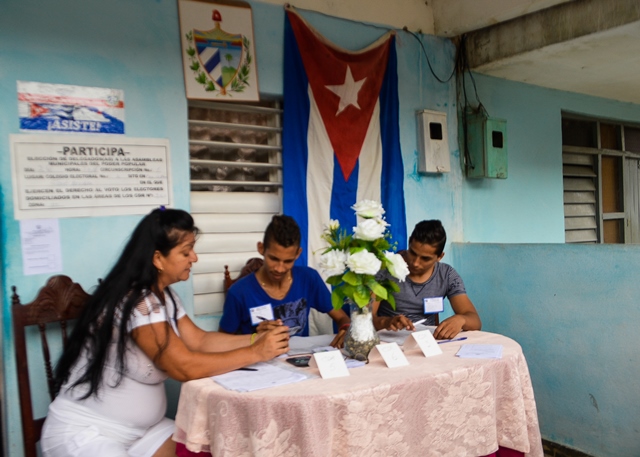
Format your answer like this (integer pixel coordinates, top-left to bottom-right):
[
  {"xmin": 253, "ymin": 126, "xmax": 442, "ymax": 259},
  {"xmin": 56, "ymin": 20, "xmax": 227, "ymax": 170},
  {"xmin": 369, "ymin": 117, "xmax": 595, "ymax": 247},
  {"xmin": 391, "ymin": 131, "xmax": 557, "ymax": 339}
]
[
  {"xmin": 223, "ymin": 258, "xmax": 264, "ymax": 294},
  {"xmin": 11, "ymin": 275, "xmax": 90, "ymax": 457}
]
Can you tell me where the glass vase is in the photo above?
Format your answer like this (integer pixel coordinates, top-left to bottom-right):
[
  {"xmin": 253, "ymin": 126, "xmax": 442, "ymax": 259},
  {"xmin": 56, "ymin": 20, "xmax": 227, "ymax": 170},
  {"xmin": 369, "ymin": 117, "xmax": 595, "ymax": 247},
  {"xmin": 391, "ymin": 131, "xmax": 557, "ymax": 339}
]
[{"xmin": 344, "ymin": 298, "xmax": 380, "ymax": 361}]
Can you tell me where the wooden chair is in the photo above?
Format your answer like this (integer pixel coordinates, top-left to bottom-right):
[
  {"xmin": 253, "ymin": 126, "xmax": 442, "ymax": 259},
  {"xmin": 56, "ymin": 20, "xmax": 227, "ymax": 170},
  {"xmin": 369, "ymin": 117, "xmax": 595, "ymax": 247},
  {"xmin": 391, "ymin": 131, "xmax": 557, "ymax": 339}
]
[
  {"xmin": 223, "ymin": 258, "xmax": 264, "ymax": 294},
  {"xmin": 11, "ymin": 275, "xmax": 91, "ymax": 457}
]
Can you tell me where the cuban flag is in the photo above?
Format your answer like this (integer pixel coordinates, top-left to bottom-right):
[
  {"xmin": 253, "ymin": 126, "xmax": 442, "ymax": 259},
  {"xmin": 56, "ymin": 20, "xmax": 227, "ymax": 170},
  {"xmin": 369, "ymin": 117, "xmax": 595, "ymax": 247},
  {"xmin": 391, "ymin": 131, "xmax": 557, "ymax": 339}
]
[{"xmin": 283, "ymin": 7, "xmax": 407, "ymax": 268}]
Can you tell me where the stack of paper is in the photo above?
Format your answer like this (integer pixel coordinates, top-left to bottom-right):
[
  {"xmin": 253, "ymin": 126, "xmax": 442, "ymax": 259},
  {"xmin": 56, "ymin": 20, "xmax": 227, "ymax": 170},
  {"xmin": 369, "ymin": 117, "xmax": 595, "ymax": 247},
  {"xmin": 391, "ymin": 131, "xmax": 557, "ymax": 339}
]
[
  {"xmin": 212, "ymin": 362, "xmax": 308, "ymax": 392},
  {"xmin": 288, "ymin": 334, "xmax": 336, "ymax": 355},
  {"xmin": 377, "ymin": 324, "xmax": 436, "ymax": 346},
  {"xmin": 455, "ymin": 344, "xmax": 503, "ymax": 359}
]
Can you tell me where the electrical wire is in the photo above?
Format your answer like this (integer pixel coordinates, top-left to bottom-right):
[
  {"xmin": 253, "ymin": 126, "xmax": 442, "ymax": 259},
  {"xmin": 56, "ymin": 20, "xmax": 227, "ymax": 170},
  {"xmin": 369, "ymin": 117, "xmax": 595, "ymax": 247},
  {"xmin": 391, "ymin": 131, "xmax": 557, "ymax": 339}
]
[{"xmin": 403, "ymin": 27, "xmax": 456, "ymax": 84}]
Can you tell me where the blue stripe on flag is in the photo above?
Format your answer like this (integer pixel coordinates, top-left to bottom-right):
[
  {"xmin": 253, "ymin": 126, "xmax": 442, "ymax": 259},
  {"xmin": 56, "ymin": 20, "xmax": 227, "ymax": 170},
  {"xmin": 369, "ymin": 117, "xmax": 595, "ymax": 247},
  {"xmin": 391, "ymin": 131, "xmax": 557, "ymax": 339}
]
[
  {"xmin": 330, "ymin": 157, "xmax": 358, "ymax": 233},
  {"xmin": 379, "ymin": 37, "xmax": 407, "ymax": 250},
  {"xmin": 283, "ymin": 15, "xmax": 311, "ymax": 266}
]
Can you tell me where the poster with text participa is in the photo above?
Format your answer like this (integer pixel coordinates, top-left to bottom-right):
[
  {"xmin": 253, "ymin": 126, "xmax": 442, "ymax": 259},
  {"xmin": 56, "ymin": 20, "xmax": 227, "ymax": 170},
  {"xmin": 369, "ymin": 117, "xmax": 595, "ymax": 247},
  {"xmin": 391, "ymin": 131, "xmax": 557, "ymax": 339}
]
[
  {"xmin": 17, "ymin": 81, "xmax": 125, "ymax": 134},
  {"xmin": 10, "ymin": 134, "xmax": 172, "ymax": 219}
]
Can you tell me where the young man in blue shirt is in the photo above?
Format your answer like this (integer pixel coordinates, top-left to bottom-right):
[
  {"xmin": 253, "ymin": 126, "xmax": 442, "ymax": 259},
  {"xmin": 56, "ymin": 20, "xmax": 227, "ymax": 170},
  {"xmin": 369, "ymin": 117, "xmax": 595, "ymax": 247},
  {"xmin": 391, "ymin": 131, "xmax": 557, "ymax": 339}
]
[
  {"xmin": 220, "ymin": 215, "xmax": 351, "ymax": 347},
  {"xmin": 373, "ymin": 220, "xmax": 481, "ymax": 340}
]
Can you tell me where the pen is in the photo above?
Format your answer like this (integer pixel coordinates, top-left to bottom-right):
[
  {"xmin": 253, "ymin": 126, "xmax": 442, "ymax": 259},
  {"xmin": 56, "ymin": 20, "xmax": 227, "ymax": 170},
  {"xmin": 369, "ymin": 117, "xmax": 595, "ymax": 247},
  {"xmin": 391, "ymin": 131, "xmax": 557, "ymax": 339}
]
[
  {"xmin": 413, "ymin": 318, "xmax": 427, "ymax": 326},
  {"xmin": 437, "ymin": 337, "xmax": 467, "ymax": 344},
  {"xmin": 257, "ymin": 316, "xmax": 268, "ymax": 321},
  {"xmin": 237, "ymin": 367, "xmax": 258, "ymax": 371}
]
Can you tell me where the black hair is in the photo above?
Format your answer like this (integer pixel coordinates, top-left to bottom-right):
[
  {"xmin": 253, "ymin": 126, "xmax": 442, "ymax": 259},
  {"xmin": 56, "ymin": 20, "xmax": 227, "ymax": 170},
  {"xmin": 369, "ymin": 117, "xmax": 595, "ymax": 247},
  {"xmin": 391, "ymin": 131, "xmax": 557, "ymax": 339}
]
[
  {"xmin": 409, "ymin": 220, "xmax": 447, "ymax": 256},
  {"xmin": 263, "ymin": 215, "xmax": 301, "ymax": 249},
  {"xmin": 53, "ymin": 208, "xmax": 199, "ymax": 398}
]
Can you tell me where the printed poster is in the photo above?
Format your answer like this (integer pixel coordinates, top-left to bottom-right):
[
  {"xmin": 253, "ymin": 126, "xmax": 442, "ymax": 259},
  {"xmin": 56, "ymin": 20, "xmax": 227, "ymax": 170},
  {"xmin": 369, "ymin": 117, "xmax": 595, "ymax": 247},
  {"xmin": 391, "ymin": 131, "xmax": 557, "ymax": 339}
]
[{"xmin": 18, "ymin": 81, "xmax": 125, "ymax": 134}]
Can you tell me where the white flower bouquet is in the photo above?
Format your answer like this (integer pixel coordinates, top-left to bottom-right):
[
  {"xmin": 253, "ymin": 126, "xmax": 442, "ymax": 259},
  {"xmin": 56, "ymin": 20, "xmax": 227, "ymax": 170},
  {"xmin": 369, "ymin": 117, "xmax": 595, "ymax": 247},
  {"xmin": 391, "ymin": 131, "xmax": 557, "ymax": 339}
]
[{"xmin": 318, "ymin": 200, "xmax": 409, "ymax": 310}]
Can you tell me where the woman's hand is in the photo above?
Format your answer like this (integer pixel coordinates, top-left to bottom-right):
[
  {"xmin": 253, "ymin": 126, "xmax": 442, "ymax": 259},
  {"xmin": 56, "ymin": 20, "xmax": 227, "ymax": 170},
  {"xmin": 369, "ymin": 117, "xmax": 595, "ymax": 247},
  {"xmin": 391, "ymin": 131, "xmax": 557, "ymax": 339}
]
[{"xmin": 252, "ymin": 326, "xmax": 290, "ymax": 361}]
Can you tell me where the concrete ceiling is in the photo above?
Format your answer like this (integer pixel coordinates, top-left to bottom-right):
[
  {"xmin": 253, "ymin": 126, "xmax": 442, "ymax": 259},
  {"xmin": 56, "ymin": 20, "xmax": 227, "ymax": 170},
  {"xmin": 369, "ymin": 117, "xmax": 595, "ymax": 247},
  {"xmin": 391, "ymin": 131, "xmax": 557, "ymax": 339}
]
[{"xmin": 434, "ymin": 0, "xmax": 640, "ymax": 105}]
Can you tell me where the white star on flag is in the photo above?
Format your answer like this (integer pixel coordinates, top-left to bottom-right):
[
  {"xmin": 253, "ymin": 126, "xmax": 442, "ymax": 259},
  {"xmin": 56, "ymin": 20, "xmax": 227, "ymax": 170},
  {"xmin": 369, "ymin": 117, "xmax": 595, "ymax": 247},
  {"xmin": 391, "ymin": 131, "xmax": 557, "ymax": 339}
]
[{"xmin": 325, "ymin": 66, "xmax": 366, "ymax": 116}]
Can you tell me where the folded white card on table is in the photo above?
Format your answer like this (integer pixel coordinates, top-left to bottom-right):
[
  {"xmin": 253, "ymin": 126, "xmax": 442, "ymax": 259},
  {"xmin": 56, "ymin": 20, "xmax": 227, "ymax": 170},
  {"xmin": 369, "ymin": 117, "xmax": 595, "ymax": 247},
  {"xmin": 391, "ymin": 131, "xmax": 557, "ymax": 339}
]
[
  {"xmin": 369, "ymin": 342, "xmax": 409, "ymax": 368},
  {"xmin": 403, "ymin": 329, "xmax": 442, "ymax": 357},
  {"xmin": 309, "ymin": 350, "xmax": 350, "ymax": 379}
]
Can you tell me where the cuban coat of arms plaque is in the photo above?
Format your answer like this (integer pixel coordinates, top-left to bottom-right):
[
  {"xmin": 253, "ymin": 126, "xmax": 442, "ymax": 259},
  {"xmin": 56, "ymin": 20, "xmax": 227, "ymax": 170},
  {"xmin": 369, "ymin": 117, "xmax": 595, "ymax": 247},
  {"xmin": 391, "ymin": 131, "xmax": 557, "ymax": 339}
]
[{"xmin": 178, "ymin": 0, "xmax": 259, "ymax": 101}]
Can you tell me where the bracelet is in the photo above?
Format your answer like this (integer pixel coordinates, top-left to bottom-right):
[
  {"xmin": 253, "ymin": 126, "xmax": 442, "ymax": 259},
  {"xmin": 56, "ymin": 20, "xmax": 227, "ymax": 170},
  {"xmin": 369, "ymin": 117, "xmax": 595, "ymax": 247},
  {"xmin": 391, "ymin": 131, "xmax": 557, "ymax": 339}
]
[
  {"xmin": 339, "ymin": 323, "xmax": 350, "ymax": 332},
  {"xmin": 250, "ymin": 333, "xmax": 257, "ymax": 345}
]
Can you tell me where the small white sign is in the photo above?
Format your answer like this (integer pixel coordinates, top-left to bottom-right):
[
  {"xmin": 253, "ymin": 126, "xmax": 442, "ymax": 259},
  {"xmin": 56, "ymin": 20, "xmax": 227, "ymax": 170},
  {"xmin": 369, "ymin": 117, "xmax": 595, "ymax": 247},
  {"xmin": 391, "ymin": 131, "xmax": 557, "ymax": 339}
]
[
  {"xmin": 20, "ymin": 218, "xmax": 62, "ymax": 276},
  {"xmin": 403, "ymin": 330, "xmax": 443, "ymax": 357},
  {"xmin": 369, "ymin": 342, "xmax": 409, "ymax": 368},
  {"xmin": 309, "ymin": 351, "xmax": 350, "ymax": 379},
  {"xmin": 249, "ymin": 304, "xmax": 274, "ymax": 325},
  {"xmin": 423, "ymin": 296, "xmax": 444, "ymax": 313}
]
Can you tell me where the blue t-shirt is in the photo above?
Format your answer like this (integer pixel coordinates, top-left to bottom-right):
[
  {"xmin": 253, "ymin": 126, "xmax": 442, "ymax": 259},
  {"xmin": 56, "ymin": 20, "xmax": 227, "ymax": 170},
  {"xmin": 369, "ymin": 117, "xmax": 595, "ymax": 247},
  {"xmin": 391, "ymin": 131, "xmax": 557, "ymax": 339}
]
[{"xmin": 219, "ymin": 266, "xmax": 333, "ymax": 336}]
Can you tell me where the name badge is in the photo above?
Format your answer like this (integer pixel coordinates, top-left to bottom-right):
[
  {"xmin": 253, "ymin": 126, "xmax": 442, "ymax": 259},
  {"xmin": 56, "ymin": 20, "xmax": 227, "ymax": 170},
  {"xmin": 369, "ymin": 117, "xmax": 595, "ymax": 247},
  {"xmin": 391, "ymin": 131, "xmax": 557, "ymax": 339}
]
[
  {"xmin": 249, "ymin": 304, "xmax": 274, "ymax": 325},
  {"xmin": 369, "ymin": 342, "xmax": 409, "ymax": 368},
  {"xmin": 423, "ymin": 297, "xmax": 444, "ymax": 314}
]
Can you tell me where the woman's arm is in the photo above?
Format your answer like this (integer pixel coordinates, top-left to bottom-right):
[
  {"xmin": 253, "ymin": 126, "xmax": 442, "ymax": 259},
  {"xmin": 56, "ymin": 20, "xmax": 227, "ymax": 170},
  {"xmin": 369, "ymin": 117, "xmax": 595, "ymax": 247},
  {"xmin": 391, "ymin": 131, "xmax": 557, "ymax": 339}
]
[{"xmin": 131, "ymin": 316, "xmax": 289, "ymax": 382}]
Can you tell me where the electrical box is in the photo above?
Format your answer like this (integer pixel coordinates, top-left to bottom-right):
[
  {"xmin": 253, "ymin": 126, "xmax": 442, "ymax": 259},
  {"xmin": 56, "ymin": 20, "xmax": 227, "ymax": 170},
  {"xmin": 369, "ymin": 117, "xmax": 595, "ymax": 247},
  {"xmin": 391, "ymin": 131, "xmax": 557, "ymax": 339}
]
[
  {"xmin": 465, "ymin": 111, "xmax": 508, "ymax": 179},
  {"xmin": 417, "ymin": 110, "xmax": 450, "ymax": 173}
]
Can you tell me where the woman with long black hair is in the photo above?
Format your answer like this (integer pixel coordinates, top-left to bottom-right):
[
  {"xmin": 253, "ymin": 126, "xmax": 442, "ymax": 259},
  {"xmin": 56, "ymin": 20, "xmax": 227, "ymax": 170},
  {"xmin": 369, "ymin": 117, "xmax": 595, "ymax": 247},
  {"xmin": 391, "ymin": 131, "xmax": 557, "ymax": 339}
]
[{"xmin": 41, "ymin": 208, "xmax": 290, "ymax": 457}]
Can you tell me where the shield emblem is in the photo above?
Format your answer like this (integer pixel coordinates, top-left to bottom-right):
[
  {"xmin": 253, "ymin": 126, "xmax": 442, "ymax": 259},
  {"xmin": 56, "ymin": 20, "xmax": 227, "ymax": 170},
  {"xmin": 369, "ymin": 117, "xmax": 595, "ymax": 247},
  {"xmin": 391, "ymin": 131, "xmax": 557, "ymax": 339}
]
[{"xmin": 193, "ymin": 24, "xmax": 244, "ymax": 95}]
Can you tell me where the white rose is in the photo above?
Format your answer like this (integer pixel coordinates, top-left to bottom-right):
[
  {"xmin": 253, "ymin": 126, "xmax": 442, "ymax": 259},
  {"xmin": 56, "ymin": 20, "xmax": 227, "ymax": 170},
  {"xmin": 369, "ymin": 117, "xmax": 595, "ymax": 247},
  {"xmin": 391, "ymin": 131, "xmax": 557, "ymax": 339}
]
[
  {"xmin": 351, "ymin": 200, "xmax": 385, "ymax": 219},
  {"xmin": 384, "ymin": 251, "xmax": 409, "ymax": 282},
  {"xmin": 353, "ymin": 218, "xmax": 388, "ymax": 241},
  {"xmin": 319, "ymin": 250, "xmax": 348, "ymax": 277},
  {"xmin": 346, "ymin": 250, "xmax": 382, "ymax": 275}
]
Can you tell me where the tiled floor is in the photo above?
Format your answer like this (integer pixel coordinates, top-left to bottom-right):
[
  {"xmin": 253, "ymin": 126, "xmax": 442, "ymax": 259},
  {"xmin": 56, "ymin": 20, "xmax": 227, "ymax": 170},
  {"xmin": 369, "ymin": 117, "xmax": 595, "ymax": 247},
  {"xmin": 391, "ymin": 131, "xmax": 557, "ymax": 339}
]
[{"xmin": 543, "ymin": 440, "xmax": 594, "ymax": 457}]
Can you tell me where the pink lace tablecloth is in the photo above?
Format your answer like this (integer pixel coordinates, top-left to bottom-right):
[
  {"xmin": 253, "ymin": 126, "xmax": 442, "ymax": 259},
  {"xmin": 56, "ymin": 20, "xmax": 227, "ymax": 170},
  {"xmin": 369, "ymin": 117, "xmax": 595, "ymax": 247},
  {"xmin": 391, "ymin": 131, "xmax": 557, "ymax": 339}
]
[{"xmin": 173, "ymin": 331, "xmax": 543, "ymax": 457}]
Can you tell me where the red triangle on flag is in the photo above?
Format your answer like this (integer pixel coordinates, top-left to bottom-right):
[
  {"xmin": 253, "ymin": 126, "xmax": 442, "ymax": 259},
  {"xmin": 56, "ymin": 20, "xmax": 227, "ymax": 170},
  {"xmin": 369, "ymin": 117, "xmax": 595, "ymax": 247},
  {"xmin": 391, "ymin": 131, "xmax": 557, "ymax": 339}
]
[{"xmin": 288, "ymin": 11, "xmax": 393, "ymax": 181}]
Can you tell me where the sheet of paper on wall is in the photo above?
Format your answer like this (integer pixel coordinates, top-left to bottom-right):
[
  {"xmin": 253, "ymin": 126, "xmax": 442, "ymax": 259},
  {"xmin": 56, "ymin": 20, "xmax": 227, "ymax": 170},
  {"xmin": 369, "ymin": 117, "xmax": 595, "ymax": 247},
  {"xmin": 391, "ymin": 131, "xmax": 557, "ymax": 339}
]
[
  {"xmin": 378, "ymin": 324, "xmax": 436, "ymax": 346},
  {"xmin": 456, "ymin": 344, "xmax": 503, "ymax": 359},
  {"xmin": 212, "ymin": 362, "xmax": 308, "ymax": 392},
  {"xmin": 19, "ymin": 219, "xmax": 62, "ymax": 276},
  {"xmin": 288, "ymin": 334, "xmax": 336, "ymax": 355}
]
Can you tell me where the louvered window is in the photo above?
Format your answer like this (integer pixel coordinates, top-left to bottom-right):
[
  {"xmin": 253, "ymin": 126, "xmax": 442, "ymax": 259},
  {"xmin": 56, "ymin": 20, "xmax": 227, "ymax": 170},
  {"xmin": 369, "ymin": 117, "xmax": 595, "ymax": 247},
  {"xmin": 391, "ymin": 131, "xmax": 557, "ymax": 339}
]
[
  {"xmin": 562, "ymin": 115, "xmax": 640, "ymax": 244},
  {"xmin": 189, "ymin": 100, "xmax": 283, "ymax": 316}
]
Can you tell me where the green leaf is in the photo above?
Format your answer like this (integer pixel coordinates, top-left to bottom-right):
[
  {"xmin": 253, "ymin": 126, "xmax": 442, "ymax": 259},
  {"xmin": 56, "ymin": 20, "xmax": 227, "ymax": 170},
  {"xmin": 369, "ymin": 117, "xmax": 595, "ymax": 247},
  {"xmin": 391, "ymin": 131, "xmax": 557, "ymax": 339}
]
[
  {"xmin": 187, "ymin": 47, "xmax": 196, "ymax": 57},
  {"xmin": 342, "ymin": 270, "xmax": 361, "ymax": 286},
  {"xmin": 386, "ymin": 293, "xmax": 397, "ymax": 310},
  {"xmin": 367, "ymin": 279, "xmax": 387, "ymax": 300},
  {"xmin": 326, "ymin": 275, "xmax": 343, "ymax": 286},
  {"xmin": 331, "ymin": 289, "xmax": 345, "ymax": 310}
]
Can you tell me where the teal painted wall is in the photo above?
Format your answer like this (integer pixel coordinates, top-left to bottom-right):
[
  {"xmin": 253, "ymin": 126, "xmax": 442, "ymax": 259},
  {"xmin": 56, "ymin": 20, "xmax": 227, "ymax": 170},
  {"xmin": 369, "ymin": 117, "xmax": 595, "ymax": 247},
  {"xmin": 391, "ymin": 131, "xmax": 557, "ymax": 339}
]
[
  {"xmin": 453, "ymin": 242, "xmax": 640, "ymax": 457},
  {"xmin": 462, "ymin": 73, "xmax": 640, "ymax": 243}
]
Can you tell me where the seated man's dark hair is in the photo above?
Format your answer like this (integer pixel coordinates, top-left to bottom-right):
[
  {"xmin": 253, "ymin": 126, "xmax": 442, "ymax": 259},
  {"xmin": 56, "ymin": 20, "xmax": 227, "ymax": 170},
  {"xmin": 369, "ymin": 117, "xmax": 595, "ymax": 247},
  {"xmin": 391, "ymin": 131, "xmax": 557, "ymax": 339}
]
[
  {"xmin": 409, "ymin": 220, "xmax": 447, "ymax": 256},
  {"xmin": 263, "ymin": 215, "xmax": 301, "ymax": 248}
]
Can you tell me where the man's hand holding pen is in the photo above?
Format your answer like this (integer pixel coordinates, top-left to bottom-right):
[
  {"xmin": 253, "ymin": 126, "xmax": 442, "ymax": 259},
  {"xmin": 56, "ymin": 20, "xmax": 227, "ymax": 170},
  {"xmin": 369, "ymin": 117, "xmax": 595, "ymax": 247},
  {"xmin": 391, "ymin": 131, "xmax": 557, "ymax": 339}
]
[{"xmin": 256, "ymin": 317, "xmax": 285, "ymax": 333}]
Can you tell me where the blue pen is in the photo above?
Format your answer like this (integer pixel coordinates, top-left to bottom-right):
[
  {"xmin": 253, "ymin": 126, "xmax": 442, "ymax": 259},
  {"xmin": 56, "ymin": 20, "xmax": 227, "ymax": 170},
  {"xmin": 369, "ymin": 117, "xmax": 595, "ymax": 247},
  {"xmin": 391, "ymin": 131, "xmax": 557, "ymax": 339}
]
[{"xmin": 437, "ymin": 337, "xmax": 467, "ymax": 344}]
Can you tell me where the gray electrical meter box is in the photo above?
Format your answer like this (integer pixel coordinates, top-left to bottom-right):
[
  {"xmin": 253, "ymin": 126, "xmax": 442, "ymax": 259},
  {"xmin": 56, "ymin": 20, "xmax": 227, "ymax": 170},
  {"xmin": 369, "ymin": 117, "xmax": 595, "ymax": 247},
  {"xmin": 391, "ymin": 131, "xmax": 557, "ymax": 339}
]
[
  {"xmin": 417, "ymin": 110, "xmax": 450, "ymax": 173},
  {"xmin": 465, "ymin": 111, "xmax": 507, "ymax": 179}
]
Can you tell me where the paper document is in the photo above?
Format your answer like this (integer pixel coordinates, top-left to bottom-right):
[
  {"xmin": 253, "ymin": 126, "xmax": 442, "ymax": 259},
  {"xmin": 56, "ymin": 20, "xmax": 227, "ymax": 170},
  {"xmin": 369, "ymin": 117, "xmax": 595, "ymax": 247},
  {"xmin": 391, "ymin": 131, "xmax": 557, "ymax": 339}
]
[
  {"xmin": 288, "ymin": 334, "xmax": 336, "ymax": 355},
  {"xmin": 456, "ymin": 344, "xmax": 503, "ymax": 359},
  {"xmin": 212, "ymin": 362, "xmax": 308, "ymax": 392},
  {"xmin": 377, "ymin": 324, "xmax": 436, "ymax": 346}
]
